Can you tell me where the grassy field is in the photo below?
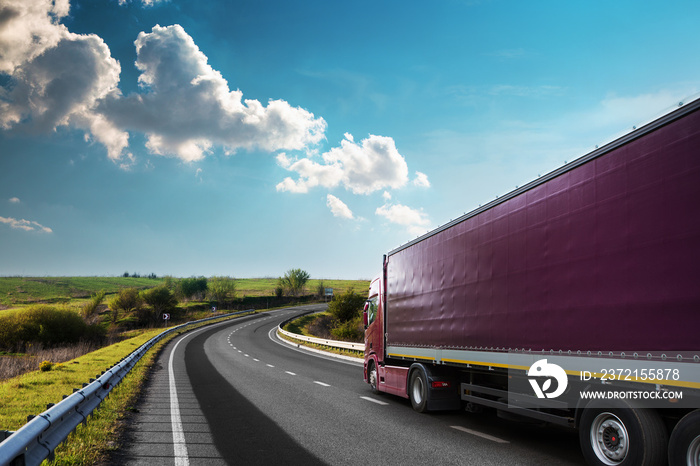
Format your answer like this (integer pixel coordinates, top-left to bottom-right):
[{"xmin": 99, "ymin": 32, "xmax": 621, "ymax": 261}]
[
  {"xmin": 0, "ymin": 328, "xmax": 164, "ymax": 431},
  {"xmin": 0, "ymin": 276, "xmax": 164, "ymax": 308},
  {"xmin": 0, "ymin": 276, "xmax": 370, "ymax": 308},
  {"xmin": 236, "ymin": 278, "xmax": 369, "ymax": 297}
]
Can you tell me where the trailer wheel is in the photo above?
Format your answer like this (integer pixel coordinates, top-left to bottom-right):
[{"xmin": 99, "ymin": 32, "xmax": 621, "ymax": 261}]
[
  {"xmin": 668, "ymin": 410, "xmax": 700, "ymax": 466},
  {"xmin": 367, "ymin": 361, "xmax": 380, "ymax": 395},
  {"xmin": 579, "ymin": 401, "xmax": 667, "ymax": 466},
  {"xmin": 409, "ymin": 369, "xmax": 428, "ymax": 413}
]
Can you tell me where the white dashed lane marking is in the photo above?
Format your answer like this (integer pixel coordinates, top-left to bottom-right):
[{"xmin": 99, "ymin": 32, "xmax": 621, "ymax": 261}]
[
  {"xmin": 450, "ymin": 425, "xmax": 509, "ymax": 444},
  {"xmin": 360, "ymin": 396, "xmax": 389, "ymax": 406}
]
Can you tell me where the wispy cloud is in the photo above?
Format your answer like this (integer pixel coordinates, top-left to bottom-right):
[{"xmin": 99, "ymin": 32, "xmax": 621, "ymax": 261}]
[
  {"xmin": 8, "ymin": 197, "xmax": 20, "ymax": 204},
  {"xmin": 0, "ymin": 216, "xmax": 53, "ymax": 233}
]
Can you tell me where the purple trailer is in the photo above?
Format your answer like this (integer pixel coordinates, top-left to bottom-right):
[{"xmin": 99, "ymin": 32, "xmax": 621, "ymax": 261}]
[{"xmin": 363, "ymin": 98, "xmax": 700, "ymax": 466}]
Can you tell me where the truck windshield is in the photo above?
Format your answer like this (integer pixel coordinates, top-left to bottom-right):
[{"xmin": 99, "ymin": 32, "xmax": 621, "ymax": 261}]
[{"xmin": 367, "ymin": 295, "xmax": 378, "ymax": 325}]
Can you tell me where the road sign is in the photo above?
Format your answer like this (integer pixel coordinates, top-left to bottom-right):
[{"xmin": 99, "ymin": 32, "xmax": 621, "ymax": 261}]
[
  {"xmin": 324, "ymin": 288, "xmax": 333, "ymax": 297},
  {"xmin": 163, "ymin": 313, "xmax": 170, "ymax": 320}
]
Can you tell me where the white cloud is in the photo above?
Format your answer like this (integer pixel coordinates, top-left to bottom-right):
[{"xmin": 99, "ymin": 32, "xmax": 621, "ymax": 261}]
[
  {"xmin": 0, "ymin": 10, "xmax": 325, "ymax": 164},
  {"xmin": 276, "ymin": 133, "xmax": 409, "ymax": 195},
  {"xmin": 118, "ymin": 0, "xmax": 167, "ymax": 6},
  {"xmin": 382, "ymin": 191, "xmax": 392, "ymax": 201},
  {"xmin": 8, "ymin": 197, "xmax": 20, "ymax": 203},
  {"xmin": 99, "ymin": 24, "xmax": 326, "ymax": 162},
  {"xmin": 0, "ymin": 216, "xmax": 53, "ymax": 233},
  {"xmin": 0, "ymin": 0, "xmax": 126, "ymax": 157},
  {"xmin": 413, "ymin": 171, "xmax": 430, "ymax": 188},
  {"xmin": 326, "ymin": 194, "xmax": 354, "ymax": 219},
  {"xmin": 0, "ymin": 0, "xmax": 70, "ymax": 74},
  {"xmin": 375, "ymin": 203, "xmax": 430, "ymax": 236}
]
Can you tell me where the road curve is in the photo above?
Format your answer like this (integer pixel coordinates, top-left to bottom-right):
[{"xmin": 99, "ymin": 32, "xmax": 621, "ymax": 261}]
[{"xmin": 112, "ymin": 305, "xmax": 586, "ymax": 465}]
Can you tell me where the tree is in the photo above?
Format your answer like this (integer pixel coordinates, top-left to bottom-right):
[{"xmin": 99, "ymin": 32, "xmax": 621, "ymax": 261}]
[
  {"xmin": 316, "ymin": 280, "xmax": 326, "ymax": 298},
  {"xmin": 280, "ymin": 268, "xmax": 310, "ymax": 296},
  {"xmin": 328, "ymin": 288, "xmax": 365, "ymax": 323},
  {"xmin": 141, "ymin": 285, "xmax": 178, "ymax": 322},
  {"xmin": 110, "ymin": 287, "xmax": 143, "ymax": 323},
  {"xmin": 176, "ymin": 277, "xmax": 208, "ymax": 301},
  {"xmin": 208, "ymin": 276, "xmax": 236, "ymax": 309}
]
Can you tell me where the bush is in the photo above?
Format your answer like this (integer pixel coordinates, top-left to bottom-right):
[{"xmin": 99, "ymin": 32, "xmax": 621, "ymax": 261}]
[
  {"xmin": 176, "ymin": 277, "xmax": 208, "ymax": 301},
  {"xmin": 140, "ymin": 285, "xmax": 178, "ymax": 322},
  {"xmin": 279, "ymin": 269, "xmax": 310, "ymax": 296},
  {"xmin": 328, "ymin": 289, "xmax": 365, "ymax": 323},
  {"xmin": 81, "ymin": 290, "xmax": 106, "ymax": 318},
  {"xmin": 0, "ymin": 305, "xmax": 102, "ymax": 351},
  {"xmin": 109, "ymin": 288, "xmax": 143, "ymax": 323},
  {"xmin": 330, "ymin": 316, "xmax": 364, "ymax": 342},
  {"xmin": 39, "ymin": 360, "xmax": 53, "ymax": 372},
  {"xmin": 208, "ymin": 277, "xmax": 236, "ymax": 309}
]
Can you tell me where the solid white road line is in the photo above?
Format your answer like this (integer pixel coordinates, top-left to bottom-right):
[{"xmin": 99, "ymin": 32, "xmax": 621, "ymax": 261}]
[
  {"xmin": 450, "ymin": 425, "xmax": 510, "ymax": 444},
  {"xmin": 360, "ymin": 396, "xmax": 389, "ymax": 405},
  {"xmin": 169, "ymin": 334, "xmax": 193, "ymax": 466}
]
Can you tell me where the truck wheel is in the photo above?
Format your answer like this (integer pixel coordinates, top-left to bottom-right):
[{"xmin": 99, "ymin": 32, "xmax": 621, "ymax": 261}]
[
  {"xmin": 579, "ymin": 401, "xmax": 667, "ymax": 466},
  {"xmin": 668, "ymin": 410, "xmax": 700, "ymax": 466},
  {"xmin": 367, "ymin": 361, "xmax": 380, "ymax": 395},
  {"xmin": 409, "ymin": 369, "xmax": 428, "ymax": 413}
]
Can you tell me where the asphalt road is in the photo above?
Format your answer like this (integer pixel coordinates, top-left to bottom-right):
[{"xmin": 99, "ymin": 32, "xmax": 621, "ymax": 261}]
[{"xmin": 115, "ymin": 305, "xmax": 588, "ymax": 465}]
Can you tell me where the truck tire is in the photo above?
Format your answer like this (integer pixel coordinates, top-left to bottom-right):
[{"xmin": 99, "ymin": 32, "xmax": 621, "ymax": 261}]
[
  {"xmin": 668, "ymin": 410, "xmax": 700, "ymax": 466},
  {"xmin": 367, "ymin": 360, "xmax": 380, "ymax": 395},
  {"xmin": 579, "ymin": 401, "xmax": 667, "ymax": 466},
  {"xmin": 409, "ymin": 369, "xmax": 428, "ymax": 413}
]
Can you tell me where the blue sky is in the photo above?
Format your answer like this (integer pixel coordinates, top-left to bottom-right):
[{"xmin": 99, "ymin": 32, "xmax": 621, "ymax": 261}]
[{"xmin": 1, "ymin": 0, "xmax": 699, "ymax": 279}]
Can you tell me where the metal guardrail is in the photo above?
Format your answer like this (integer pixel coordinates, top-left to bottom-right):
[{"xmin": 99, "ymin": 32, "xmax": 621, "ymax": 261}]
[
  {"xmin": 277, "ymin": 325, "xmax": 364, "ymax": 352},
  {"xmin": 0, "ymin": 310, "xmax": 252, "ymax": 466}
]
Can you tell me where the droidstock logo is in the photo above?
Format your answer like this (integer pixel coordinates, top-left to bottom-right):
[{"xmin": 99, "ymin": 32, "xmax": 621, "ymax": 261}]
[{"xmin": 528, "ymin": 359, "xmax": 568, "ymax": 399}]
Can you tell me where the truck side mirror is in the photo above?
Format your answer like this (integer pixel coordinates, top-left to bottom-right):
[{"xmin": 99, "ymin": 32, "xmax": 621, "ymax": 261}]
[{"xmin": 363, "ymin": 311, "xmax": 369, "ymax": 329}]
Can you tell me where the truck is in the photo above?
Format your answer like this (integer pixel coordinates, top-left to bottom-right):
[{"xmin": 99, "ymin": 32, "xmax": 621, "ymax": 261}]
[{"xmin": 363, "ymin": 96, "xmax": 700, "ymax": 466}]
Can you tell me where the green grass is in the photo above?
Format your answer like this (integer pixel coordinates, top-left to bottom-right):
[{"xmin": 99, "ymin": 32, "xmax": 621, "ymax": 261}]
[
  {"xmin": 0, "ymin": 277, "xmax": 163, "ymax": 307},
  {"xmin": 49, "ymin": 337, "xmax": 166, "ymax": 465},
  {"xmin": 0, "ymin": 328, "xmax": 163, "ymax": 431},
  {"xmin": 235, "ymin": 278, "xmax": 369, "ymax": 297},
  {"xmin": 283, "ymin": 313, "xmax": 319, "ymax": 336},
  {"xmin": 0, "ymin": 311, "xmax": 258, "ymax": 464},
  {"xmin": 0, "ymin": 277, "xmax": 369, "ymax": 308}
]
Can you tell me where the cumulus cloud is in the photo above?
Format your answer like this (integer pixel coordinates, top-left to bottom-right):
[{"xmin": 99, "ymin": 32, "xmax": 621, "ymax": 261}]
[
  {"xmin": 0, "ymin": 0, "xmax": 69, "ymax": 74},
  {"xmin": 326, "ymin": 194, "xmax": 354, "ymax": 219},
  {"xmin": 413, "ymin": 171, "xmax": 430, "ymax": 188},
  {"xmin": 8, "ymin": 197, "xmax": 20, "ymax": 203},
  {"xmin": 99, "ymin": 24, "xmax": 326, "ymax": 162},
  {"xmin": 0, "ymin": 216, "xmax": 53, "ymax": 233},
  {"xmin": 0, "ymin": 0, "xmax": 126, "ymax": 158},
  {"xmin": 375, "ymin": 203, "xmax": 430, "ymax": 236},
  {"xmin": 276, "ymin": 133, "xmax": 408, "ymax": 195},
  {"xmin": 1, "ymin": 6, "xmax": 325, "ymax": 164}
]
